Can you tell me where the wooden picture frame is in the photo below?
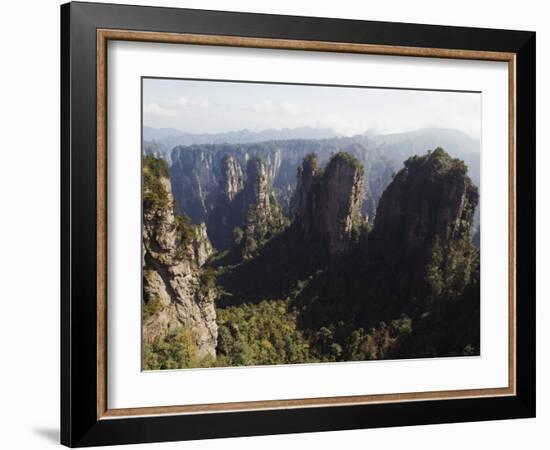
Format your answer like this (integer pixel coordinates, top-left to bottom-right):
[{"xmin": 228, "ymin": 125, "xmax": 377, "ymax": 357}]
[{"xmin": 61, "ymin": 1, "xmax": 535, "ymax": 447}]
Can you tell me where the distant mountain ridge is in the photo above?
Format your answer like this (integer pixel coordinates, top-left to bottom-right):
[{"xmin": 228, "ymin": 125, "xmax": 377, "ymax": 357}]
[
  {"xmin": 144, "ymin": 126, "xmax": 479, "ymax": 151},
  {"xmin": 372, "ymin": 127, "xmax": 480, "ymax": 154},
  {"xmin": 143, "ymin": 126, "xmax": 339, "ymax": 161},
  {"xmin": 143, "ymin": 128, "xmax": 480, "ymax": 187}
]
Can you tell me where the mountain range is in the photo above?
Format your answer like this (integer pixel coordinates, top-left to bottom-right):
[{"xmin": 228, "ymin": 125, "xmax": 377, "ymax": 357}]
[
  {"xmin": 149, "ymin": 127, "xmax": 480, "ymax": 250},
  {"xmin": 142, "ymin": 139, "xmax": 481, "ymax": 369},
  {"xmin": 143, "ymin": 126, "xmax": 339, "ymax": 160}
]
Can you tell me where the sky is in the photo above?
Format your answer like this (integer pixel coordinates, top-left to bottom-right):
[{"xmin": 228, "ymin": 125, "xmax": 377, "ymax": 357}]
[{"xmin": 143, "ymin": 78, "xmax": 481, "ymax": 138}]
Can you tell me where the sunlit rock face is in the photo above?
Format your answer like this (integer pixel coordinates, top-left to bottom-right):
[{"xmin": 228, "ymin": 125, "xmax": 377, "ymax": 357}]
[{"xmin": 142, "ymin": 157, "xmax": 217, "ymax": 359}]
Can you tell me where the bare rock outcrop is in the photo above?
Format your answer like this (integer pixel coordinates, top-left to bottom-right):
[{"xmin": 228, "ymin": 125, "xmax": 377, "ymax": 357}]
[
  {"xmin": 193, "ymin": 222, "xmax": 214, "ymax": 267},
  {"xmin": 244, "ymin": 157, "xmax": 271, "ymax": 209},
  {"xmin": 294, "ymin": 152, "xmax": 365, "ymax": 254},
  {"xmin": 142, "ymin": 156, "xmax": 217, "ymax": 360},
  {"xmin": 240, "ymin": 158, "xmax": 289, "ymax": 258},
  {"xmin": 221, "ymin": 155, "xmax": 244, "ymax": 202}
]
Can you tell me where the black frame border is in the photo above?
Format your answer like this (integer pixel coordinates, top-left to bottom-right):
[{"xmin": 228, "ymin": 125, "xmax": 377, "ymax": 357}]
[{"xmin": 61, "ymin": 2, "xmax": 536, "ymax": 447}]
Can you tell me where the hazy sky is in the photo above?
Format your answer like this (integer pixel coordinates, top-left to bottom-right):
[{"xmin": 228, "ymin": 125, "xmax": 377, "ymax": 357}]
[{"xmin": 143, "ymin": 78, "xmax": 481, "ymax": 138}]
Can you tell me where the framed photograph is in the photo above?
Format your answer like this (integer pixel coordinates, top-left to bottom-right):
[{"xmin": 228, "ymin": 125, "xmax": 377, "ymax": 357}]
[{"xmin": 61, "ymin": 1, "xmax": 535, "ymax": 447}]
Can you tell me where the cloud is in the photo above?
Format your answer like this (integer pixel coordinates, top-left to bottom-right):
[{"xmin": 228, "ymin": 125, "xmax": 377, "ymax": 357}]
[
  {"xmin": 245, "ymin": 99, "xmax": 372, "ymax": 136},
  {"xmin": 143, "ymin": 102, "xmax": 178, "ymax": 117},
  {"xmin": 171, "ymin": 97, "xmax": 188, "ymax": 108},
  {"xmin": 251, "ymin": 100, "xmax": 308, "ymax": 117},
  {"xmin": 313, "ymin": 114, "xmax": 365, "ymax": 136},
  {"xmin": 143, "ymin": 79, "xmax": 480, "ymax": 138},
  {"xmin": 144, "ymin": 97, "xmax": 212, "ymax": 118}
]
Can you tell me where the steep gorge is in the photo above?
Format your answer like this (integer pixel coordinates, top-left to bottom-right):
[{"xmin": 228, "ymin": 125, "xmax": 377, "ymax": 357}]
[
  {"xmin": 165, "ymin": 129, "xmax": 481, "ymax": 252},
  {"xmin": 143, "ymin": 144, "xmax": 480, "ymax": 368}
]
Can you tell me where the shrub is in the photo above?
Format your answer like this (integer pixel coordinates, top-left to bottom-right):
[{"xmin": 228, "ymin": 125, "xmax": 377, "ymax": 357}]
[
  {"xmin": 215, "ymin": 300, "xmax": 314, "ymax": 366},
  {"xmin": 143, "ymin": 296, "xmax": 162, "ymax": 320},
  {"xmin": 143, "ymin": 328, "xmax": 214, "ymax": 370},
  {"xmin": 175, "ymin": 213, "xmax": 195, "ymax": 246},
  {"xmin": 143, "ymin": 155, "xmax": 170, "ymax": 210},
  {"xmin": 199, "ymin": 267, "xmax": 216, "ymax": 293}
]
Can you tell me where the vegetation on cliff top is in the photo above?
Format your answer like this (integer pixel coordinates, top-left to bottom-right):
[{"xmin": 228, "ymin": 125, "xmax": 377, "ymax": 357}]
[
  {"xmin": 143, "ymin": 154, "xmax": 170, "ymax": 210},
  {"xmin": 325, "ymin": 151, "xmax": 364, "ymax": 175}
]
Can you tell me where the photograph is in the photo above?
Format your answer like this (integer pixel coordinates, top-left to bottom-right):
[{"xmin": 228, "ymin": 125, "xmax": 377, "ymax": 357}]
[
  {"xmin": 54, "ymin": 1, "xmax": 536, "ymax": 447},
  {"xmin": 141, "ymin": 78, "xmax": 482, "ymax": 370}
]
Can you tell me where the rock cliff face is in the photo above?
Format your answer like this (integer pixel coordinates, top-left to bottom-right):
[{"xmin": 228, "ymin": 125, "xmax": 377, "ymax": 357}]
[
  {"xmin": 205, "ymin": 156, "xmax": 246, "ymax": 250},
  {"xmin": 221, "ymin": 155, "xmax": 244, "ymax": 202},
  {"xmin": 170, "ymin": 145, "xmax": 282, "ymax": 224},
  {"xmin": 374, "ymin": 147, "xmax": 477, "ymax": 254},
  {"xmin": 171, "ymin": 146, "xmax": 286, "ymax": 250},
  {"xmin": 142, "ymin": 156, "xmax": 217, "ymax": 361},
  {"xmin": 294, "ymin": 152, "xmax": 365, "ymax": 255},
  {"xmin": 166, "ymin": 130, "xmax": 480, "ymax": 248},
  {"xmin": 192, "ymin": 222, "xmax": 214, "ymax": 267},
  {"xmin": 244, "ymin": 157, "xmax": 271, "ymax": 209},
  {"xmin": 372, "ymin": 148, "xmax": 479, "ymax": 307},
  {"xmin": 240, "ymin": 158, "xmax": 289, "ymax": 259},
  {"xmin": 169, "ymin": 140, "xmax": 370, "ymax": 250}
]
